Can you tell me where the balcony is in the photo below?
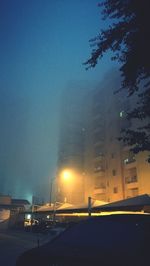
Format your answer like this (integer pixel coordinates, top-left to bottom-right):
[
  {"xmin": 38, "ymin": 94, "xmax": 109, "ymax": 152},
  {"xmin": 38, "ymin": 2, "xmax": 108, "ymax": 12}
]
[
  {"xmin": 94, "ymin": 173, "xmax": 105, "ymax": 179},
  {"xmin": 93, "ymin": 167, "xmax": 105, "ymax": 178},
  {"xmin": 125, "ymin": 176, "xmax": 138, "ymax": 189},
  {"xmin": 124, "ymin": 158, "xmax": 136, "ymax": 169},
  {"xmin": 94, "ymin": 187, "xmax": 106, "ymax": 195},
  {"xmin": 94, "ymin": 165, "xmax": 105, "ymax": 173},
  {"xmin": 126, "ymin": 175, "xmax": 137, "ymax": 183},
  {"xmin": 126, "ymin": 182, "xmax": 138, "ymax": 189}
]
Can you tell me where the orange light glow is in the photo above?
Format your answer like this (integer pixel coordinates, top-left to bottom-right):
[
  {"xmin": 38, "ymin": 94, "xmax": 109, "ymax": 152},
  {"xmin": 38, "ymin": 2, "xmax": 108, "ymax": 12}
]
[{"xmin": 61, "ymin": 169, "xmax": 73, "ymax": 182}]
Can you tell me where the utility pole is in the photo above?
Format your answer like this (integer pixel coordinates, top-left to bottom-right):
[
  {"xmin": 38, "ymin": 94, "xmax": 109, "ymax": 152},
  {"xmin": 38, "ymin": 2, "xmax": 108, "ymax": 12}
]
[
  {"xmin": 49, "ymin": 180, "xmax": 53, "ymax": 206},
  {"xmin": 88, "ymin": 196, "xmax": 92, "ymax": 217}
]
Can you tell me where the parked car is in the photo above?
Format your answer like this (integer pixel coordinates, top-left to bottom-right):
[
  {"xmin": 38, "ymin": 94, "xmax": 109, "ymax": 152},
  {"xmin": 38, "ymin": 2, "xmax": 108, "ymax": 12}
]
[
  {"xmin": 24, "ymin": 219, "xmax": 39, "ymax": 231},
  {"xmin": 16, "ymin": 213, "xmax": 150, "ymax": 266}
]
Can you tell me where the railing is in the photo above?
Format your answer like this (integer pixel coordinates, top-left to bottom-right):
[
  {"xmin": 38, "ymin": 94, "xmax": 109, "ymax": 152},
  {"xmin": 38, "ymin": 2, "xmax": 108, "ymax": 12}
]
[
  {"xmin": 124, "ymin": 158, "xmax": 136, "ymax": 165},
  {"xmin": 125, "ymin": 176, "xmax": 138, "ymax": 184},
  {"xmin": 94, "ymin": 167, "xmax": 105, "ymax": 173}
]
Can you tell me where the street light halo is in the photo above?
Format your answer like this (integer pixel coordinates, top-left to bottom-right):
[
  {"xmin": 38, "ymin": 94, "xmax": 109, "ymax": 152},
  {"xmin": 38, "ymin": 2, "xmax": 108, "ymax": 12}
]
[{"xmin": 61, "ymin": 169, "xmax": 73, "ymax": 182}]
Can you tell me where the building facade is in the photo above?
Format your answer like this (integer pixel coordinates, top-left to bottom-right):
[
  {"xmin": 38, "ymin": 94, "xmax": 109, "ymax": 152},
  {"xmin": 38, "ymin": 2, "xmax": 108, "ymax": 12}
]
[
  {"xmin": 56, "ymin": 85, "xmax": 89, "ymax": 204},
  {"xmin": 57, "ymin": 77, "xmax": 150, "ymax": 205},
  {"xmin": 84, "ymin": 77, "xmax": 150, "ymax": 203}
]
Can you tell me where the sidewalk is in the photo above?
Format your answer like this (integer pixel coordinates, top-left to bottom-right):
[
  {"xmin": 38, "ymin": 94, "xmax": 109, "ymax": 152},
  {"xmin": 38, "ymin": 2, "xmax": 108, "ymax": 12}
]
[
  {"xmin": 2, "ymin": 226, "xmax": 65, "ymax": 247},
  {"xmin": 0, "ymin": 227, "xmax": 65, "ymax": 266}
]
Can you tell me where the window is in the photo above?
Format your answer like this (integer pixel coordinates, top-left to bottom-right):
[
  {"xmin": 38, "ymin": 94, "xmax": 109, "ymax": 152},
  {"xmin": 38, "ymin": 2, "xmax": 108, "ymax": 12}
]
[
  {"xmin": 119, "ymin": 110, "xmax": 124, "ymax": 118},
  {"xmin": 113, "ymin": 187, "xmax": 118, "ymax": 193},
  {"xmin": 112, "ymin": 169, "xmax": 116, "ymax": 176},
  {"xmin": 124, "ymin": 156, "xmax": 136, "ymax": 164},
  {"xmin": 125, "ymin": 168, "xmax": 138, "ymax": 183},
  {"xmin": 125, "ymin": 175, "xmax": 138, "ymax": 184}
]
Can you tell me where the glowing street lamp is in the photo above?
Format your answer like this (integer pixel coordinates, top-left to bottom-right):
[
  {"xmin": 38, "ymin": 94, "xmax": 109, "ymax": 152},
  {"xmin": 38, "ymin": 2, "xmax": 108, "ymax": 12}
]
[
  {"xmin": 62, "ymin": 170, "xmax": 72, "ymax": 182},
  {"xmin": 60, "ymin": 169, "xmax": 74, "ymax": 203}
]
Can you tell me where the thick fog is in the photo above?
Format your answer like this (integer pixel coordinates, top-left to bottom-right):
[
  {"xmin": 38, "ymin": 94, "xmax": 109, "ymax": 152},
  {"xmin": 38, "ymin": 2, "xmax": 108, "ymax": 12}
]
[{"xmin": 0, "ymin": 0, "xmax": 117, "ymax": 203}]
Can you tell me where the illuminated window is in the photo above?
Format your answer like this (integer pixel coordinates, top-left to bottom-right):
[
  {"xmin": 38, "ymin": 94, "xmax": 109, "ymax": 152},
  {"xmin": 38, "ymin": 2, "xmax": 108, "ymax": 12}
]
[
  {"xmin": 124, "ymin": 155, "xmax": 136, "ymax": 164},
  {"xmin": 27, "ymin": 214, "xmax": 31, "ymax": 219},
  {"xmin": 119, "ymin": 111, "xmax": 124, "ymax": 118},
  {"xmin": 124, "ymin": 158, "xmax": 129, "ymax": 164}
]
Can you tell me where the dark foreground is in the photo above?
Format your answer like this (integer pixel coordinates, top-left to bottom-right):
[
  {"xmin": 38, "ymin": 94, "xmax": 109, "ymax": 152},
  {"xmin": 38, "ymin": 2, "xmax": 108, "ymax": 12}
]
[
  {"xmin": 16, "ymin": 214, "xmax": 150, "ymax": 266},
  {"xmin": 0, "ymin": 229, "xmax": 38, "ymax": 266},
  {"xmin": 0, "ymin": 227, "xmax": 60, "ymax": 266}
]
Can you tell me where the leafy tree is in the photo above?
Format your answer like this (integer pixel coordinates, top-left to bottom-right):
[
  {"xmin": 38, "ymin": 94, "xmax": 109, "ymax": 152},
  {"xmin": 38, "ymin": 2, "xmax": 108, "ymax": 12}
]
[{"xmin": 84, "ymin": 0, "xmax": 150, "ymax": 161}]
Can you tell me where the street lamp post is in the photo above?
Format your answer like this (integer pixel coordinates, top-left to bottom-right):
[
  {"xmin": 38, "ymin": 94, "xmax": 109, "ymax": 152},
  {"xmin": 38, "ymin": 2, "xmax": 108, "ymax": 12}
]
[
  {"xmin": 49, "ymin": 177, "xmax": 55, "ymax": 206},
  {"xmin": 88, "ymin": 196, "xmax": 92, "ymax": 217},
  {"xmin": 49, "ymin": 181, "xmax": 52, "ymax": 206}
]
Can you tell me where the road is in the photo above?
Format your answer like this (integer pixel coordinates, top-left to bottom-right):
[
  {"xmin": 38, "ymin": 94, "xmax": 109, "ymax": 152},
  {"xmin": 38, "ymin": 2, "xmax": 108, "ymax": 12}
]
[{"xmin": 0, "ymin": 229, "xmax": 56, "ymax": 266}]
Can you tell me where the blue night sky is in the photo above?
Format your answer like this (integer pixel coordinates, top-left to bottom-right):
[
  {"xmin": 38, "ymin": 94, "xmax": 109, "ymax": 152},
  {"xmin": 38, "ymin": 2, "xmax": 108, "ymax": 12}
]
[{"xmin": 0, "ymin": 0, "xmax": 115, "ymax": 203}]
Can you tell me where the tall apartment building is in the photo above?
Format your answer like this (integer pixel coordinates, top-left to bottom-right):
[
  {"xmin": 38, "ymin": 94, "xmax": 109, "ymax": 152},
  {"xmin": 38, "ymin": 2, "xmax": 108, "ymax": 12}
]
[
  {"xmin": 84, "ymin": 76, "xmax": 150, "ymax": 203},
  {"xmin": 57, "ymin": 77, "xmax": 150, "ymax": 205},
  {"xmin": 84, "ymin": 80, "xmax": 124, "ymax": 202},
  {"xmin": 56, "ymin": 85, "xmax": 89, "ymax": 205}
]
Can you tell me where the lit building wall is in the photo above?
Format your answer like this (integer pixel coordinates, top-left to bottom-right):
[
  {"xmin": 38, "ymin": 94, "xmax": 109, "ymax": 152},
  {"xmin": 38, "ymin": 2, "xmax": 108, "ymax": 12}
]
[
  {"xmin": 91, "ymin": 89, "xmax": 107, "ymax": 202},
  {"xmin": 103, "ymin": 86, "xmax": 124, "ymax": 202},
  {"xmin": 123, "ymin": 150, "xmax": 150, "ymax": 198},
  {"xmin": 57, "ymin": 78, "xmax": 150, "ymax": 205},
  {"xmin": 137, "ymin": 152, "xmax": 150, "ymax": 194},
  {"xmin": 88, "ymin": 84, "xmax": 124, "ymax": 202},
  {"xmin": 84, "ymin": 76, "xmax": 150, "ymax": 203},
  {"xmin": 83, "ymin": 90, "xmax": 96, "ymax": 203}
]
